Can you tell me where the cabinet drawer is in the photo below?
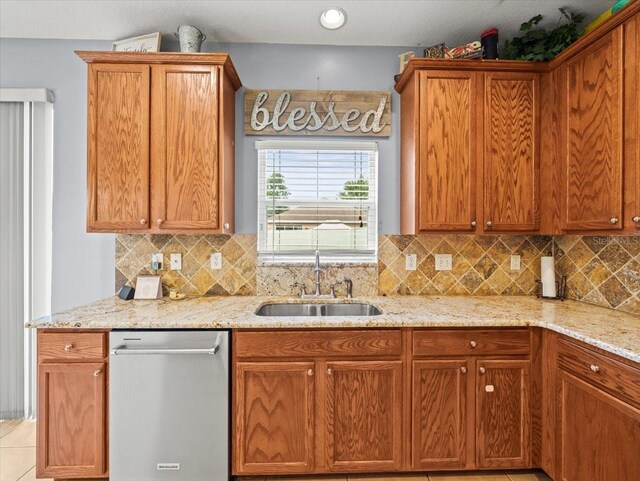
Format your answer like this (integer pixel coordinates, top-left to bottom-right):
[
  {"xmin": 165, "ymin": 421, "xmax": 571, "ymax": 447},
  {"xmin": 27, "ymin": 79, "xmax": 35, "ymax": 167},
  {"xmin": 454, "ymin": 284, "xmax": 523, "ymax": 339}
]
[
  {"xmin": 557, "ymin": 337, "xmax": 640, "ymax": 409},
  {"xmin": 38, "ymin": 332, "xmax": 107, "ymax": 361},
  {"xmin": 235, "ymin": 329, "xmax": 402, "ymax": 359},
  {"xmin": 413, "ymin": 329, "xmax": 530, "ymax": 356}
]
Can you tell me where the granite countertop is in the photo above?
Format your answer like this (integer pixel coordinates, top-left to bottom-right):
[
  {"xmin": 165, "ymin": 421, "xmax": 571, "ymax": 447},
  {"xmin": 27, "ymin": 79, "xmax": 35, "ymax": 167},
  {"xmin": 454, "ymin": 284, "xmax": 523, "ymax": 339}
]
[{"xmin": 27, "ymin": 295, "xmax": 640, "ymax": 363}]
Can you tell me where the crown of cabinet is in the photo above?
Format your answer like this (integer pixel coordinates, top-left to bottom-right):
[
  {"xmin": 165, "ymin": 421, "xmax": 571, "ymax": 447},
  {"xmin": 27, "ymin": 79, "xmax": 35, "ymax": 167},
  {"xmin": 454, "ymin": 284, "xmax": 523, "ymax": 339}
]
[{"xmin": 78, "ymin": 51, "xmax": 241, "ymax": 234}]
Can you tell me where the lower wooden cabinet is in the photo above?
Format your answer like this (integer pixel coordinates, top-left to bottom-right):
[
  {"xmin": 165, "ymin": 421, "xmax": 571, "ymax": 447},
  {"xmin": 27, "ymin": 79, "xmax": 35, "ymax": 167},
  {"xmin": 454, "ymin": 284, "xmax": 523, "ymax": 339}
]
[
  {"xmin": 559, "ymin": 372, "xmax": 640, "ymax": 481},
  {"xmin": 412, "ymin": 360, "xmax": 470, "ymax": 470},
  {"xmin": 234, "ymin": 362, "xmax": 315, "ymax": 474},
  {"xmin": 36, "ymin": 331, "xmax": 108, "ymax": 479},
  {"xmin": 476, "ymin": 360, "xmax": 531, "ymax": 468},
  {"xmin": 324, "ymin": 361, "xmax": 403, "ymax": 471}
]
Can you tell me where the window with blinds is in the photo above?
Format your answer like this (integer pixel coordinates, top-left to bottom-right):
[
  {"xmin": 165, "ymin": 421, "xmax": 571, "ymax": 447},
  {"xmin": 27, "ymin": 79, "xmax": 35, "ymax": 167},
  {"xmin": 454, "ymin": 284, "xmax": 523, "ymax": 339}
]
[{"xmin": 257, "ymin": 140, "xmax": 378, "ymax": 264}]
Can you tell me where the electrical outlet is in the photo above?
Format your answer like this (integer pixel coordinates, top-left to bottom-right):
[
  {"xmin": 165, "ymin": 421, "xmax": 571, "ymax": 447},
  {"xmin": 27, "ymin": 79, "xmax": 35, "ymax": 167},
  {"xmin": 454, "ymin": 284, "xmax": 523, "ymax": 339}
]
[
  {"xmin": 170, "ymin": 253, "xmax": 182, "ymax": 270},
  {"xmin": 435, "ymin": 254, "xmax": 452, "ymax": 271},
  {"xmin": 405, "ymin": 254, "xmax": 417, "ymax": 271},
  {"xmin": 151, "ymin": 253, "xmax": 163, "ymax": 271},
  {"xmin": 210, "ymin": 252, "xmax": 222, "ymax": 270},
  {"xmin": 510, "ymin": 255, "xmax": 521, "ymax": 271}
]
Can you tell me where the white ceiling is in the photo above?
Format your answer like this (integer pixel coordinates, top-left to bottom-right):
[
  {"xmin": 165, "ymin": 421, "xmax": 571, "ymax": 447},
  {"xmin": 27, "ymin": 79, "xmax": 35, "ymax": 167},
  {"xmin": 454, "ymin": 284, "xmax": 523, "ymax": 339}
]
[{"xmin": 0, "ymin": 0, "xmax": 613, "ymax": 47}]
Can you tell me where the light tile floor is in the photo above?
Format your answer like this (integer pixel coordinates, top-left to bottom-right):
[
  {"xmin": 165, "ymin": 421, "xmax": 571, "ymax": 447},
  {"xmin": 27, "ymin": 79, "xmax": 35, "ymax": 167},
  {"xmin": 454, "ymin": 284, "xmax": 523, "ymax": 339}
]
[{"xmin": 1, "ymin": 420, "xmax": 552, "ymax": 481}]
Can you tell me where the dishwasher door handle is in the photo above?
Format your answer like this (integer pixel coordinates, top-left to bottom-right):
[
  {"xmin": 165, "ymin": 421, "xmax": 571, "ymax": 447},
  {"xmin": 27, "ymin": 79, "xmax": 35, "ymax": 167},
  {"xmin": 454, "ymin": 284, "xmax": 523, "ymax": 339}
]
[{"xmin": 111, "ymin": 344, "xmax": 220, "ymax": 356}]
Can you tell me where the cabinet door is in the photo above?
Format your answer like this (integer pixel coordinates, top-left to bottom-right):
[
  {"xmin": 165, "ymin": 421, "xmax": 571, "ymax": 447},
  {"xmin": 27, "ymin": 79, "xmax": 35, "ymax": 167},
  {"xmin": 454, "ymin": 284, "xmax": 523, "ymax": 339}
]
[
  {"xmin": 563, "ymin": 29, "xmax": 624, "ymax": 231},
  {"xmin": 87, "ymin": 64, "xmax": 150, "ymax": 232},
  {"xmin": 412, "ymin": 360, "xmax": 470, "ymax": 470},
  {"xmin": 36, "ymin": 362, "xmax": 107, "ymax": 478},
  {"xmin": 151, "ymin": 65, "xmax": 220, "ymax": 231},
  {"xmin": 476, "ymin": 360, "xmax": 531, "ymax": 468},
  {"xmin": 418, "ymin": 71, "xmax": 480, "ymax": 231},
  {"xmin": 484, "ymin": 73, "xmax": 539, "ymax": 232},
  {"xmin": 559, "ymin": 372, "xmax": 640, "ymax": 481},
  {"xmin": 234, "ymin": 362, "xmax": 315, "ymax": 474},
  {"xmin": 324, "ymin": 361, "xmax": 402, "ymax": 471}
]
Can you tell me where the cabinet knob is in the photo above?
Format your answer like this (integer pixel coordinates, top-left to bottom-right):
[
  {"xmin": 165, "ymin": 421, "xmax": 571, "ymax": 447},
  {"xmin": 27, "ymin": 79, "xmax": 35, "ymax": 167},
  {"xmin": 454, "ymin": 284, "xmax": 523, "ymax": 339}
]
[
  {"xmin": 486, "ymin": 221, "xmax": 492, "ymax": 227},
  {"xmin": 140, "ymin": 219, "xmax": 147, "ymax": 225},
  {"xmin": 471, "ymin": 221, "xmax": 477, "ymax": 227},
  {"xmin": 64, "ymin": 344, "xmax": 73, "ymax": 352},
  {"xmin": 479, "ymin": 366, "xmax": 486, "ymax": 374},
  {"xmin": 633, "ymin": 216, "xmax": 640, "ymax": 224},
  {"xmin": 589, "ymin": 364, "xmax": 600, "ymax": 373},
  {"xmin": 470, "ymin": 340, "xmax": 477, "ymax": 348},
  {"xmin": 307, "ymin": 369, "xmax": 314, "ymax": 376},
  {"xmin": 157, "ymin": 218, "xmax": 164, "ymax": 225},
  {"xmin": 609, "ymin": 217, "xmax": 618, "ymax": 225},
  {"xmin": 460, "ymin": 366, "xmax": 467, "ymax": 374},
  {"xmin": 224, "ymin": 222, "xmax": 230, "ymax": 230},
  {"xmin": 93, "ymin": 369, "xmax": 101, "ymax": 377},
  {"xmin": 327, "ymin": 368, "xmax": 333, "ymax": 376}
]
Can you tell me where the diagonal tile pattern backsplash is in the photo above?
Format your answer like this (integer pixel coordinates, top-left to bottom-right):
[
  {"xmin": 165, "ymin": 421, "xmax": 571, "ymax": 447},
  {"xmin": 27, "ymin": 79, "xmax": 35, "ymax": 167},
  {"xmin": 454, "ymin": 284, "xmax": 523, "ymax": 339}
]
[{"xmin": 115, "ymin": 234, "xmax": 640, "ymax": 315}]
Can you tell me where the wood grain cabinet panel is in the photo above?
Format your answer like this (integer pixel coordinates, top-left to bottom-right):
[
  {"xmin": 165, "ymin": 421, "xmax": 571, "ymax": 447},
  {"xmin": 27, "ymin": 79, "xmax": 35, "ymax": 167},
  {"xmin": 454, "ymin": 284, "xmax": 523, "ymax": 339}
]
[
  {"xmin": 36, "ymin": 362, "xmax": 107, "ymax": 478},
  {"xmin": 418, "ymin": 71, "xmax": 480, "ymax": 231},
  {"xmin": 476, "ymin": 360, "xmax": 531, "ymax": 469},
  {"xmin": 484, "ymin": 73, "xmax": 540, "ymax": 232},
  {"xmin": 559, "ymin": 372, "xmax": 640, "ymax": 481},
  {"xmin": 412, "ymin": 360, "xmax": 470, "ymax": 470},
  {"xmin": 563, "ymin": 29, "xmax": 624, "ymax": 231},
  {"xmin": 151, "ymin": 65, "xmax": 220, "ymax": 231},
  {"xmin": 234, "ymin": 362, "xmax": 315, "ymax": 474},
  {"xmin": 87, "ymin": 63, "xmax": 150, "ymax": 232},
  {"xmin": 324, "ymin": 361, "xmax": 403, "ymax": 472}
]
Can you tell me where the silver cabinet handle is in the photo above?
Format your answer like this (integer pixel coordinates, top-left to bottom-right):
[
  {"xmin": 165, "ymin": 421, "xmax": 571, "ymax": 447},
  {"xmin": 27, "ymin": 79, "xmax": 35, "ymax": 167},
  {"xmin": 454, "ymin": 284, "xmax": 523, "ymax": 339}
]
[
  {"xmin": 111, "ymin": 345, "xmax": 220, "ymax": 356},
  {"xmin": 327, "ymin": 368, "xmax": 333, "ymax": 376},
  {"xmin": 460, "ymin": 366, "xmax": 467, "ymax": 373},
  {"xmin": 471, "ymin": 221, "xmax": 477, "ymax": 227},
  {"xmin": 140, "ymin": 219, "xmax": 147, "ymax": 225},
  {"xmin": 93, "ymin": 369, "xmax": 101, "ymax": 377},
  {"xmin": 479, "ymin": 367, "xmax": 486, "ymax": 374},
  {"xmin": 470, "ymin": 340, "xmax": 477, "ymax": 348},
  {"xmin": 633, "ymin": 216, "xmax": 640, "ymax": 224},
  {"xmin": 590, "ymin": 364, "xmax": 600, "ymax": 373},
  {"xmin": 308, "ymin": 368, "xmax": 314, "ymax": 376},
  {"xmin": 610, "ymin": 217, "xmax": 618, "ymax": 224},
  {"xmin": 64, "ymin": 344, "xmax": 73, "ymax": 352},
  {"xmin": 486, "ymin": 221, "xmax": 493, "ymax": 227},
  {"xmin": 157, "ymin": 218, "xmax": 164, "ymax": 225}
]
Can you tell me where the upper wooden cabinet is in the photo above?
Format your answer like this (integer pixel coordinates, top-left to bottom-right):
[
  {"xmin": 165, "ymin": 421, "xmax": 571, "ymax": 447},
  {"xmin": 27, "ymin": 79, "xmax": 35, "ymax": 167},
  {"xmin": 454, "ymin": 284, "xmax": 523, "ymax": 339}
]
[
  {"xmin": 561, "ymin": 29, "xmax": 624, "ymax": 231},
  {"xmin": 78, "ymin": 51, "xmax": 241, "ymax": 234},
  {"xmin": 484, "ymin": 73, "xmax": 540, "ymax": 232}
]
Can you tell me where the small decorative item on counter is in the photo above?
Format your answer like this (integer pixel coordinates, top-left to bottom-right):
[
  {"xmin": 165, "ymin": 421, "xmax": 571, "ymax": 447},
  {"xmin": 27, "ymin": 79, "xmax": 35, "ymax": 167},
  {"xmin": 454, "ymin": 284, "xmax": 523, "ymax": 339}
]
[
  {"xmin": 398, "ymin": 50, "xmax": 415, "ymax": 74},
  {"xmin": 134, "ymin": 276, "xmax": 163, "ymax": 299},
  {"xmin": 118, "ymin": 285, "xmax": 135, "ymax": 300},
  {"xmin": 445, "ymin": 41, "xmax": 483, "ymax": 59},
  {"xmin": 424, "ymin": 43, "xmax": 445, "ymax": 58},
  {"xmin": 175, "ymin": 25, "xmax": 206, "ymax": 52},
  {"xmin": 112, "ymin": 32, "xmax": 161, "ymax": 52},
  {"xmin": 169, "ymin": 289, "xmax": 186, "ymax": 301},
  {"xmin": 481, "ymin": 28, "xmax": 499, "ymax": 59}
]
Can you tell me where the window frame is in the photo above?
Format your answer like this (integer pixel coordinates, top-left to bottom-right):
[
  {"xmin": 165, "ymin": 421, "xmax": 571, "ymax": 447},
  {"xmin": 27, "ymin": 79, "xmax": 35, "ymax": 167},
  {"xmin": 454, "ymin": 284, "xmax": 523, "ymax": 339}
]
[{"xmin": 256, "ymin": 139, "xmax": 379, "ymax": 265}]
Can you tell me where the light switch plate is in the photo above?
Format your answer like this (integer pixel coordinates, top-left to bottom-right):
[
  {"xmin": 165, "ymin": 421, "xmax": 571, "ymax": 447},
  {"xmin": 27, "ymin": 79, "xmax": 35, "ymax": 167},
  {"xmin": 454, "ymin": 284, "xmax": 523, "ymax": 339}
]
[
  {"xmin": 210, "ymin": 252, "xmax": 222, "ymax": 270},
  {"xmin": 170, "ymin": 253, "xmax": 182, "ymax": 270},
  {"xmin": 405, "ymin": 254, "xmax": 417, "ymax": 271},
  {"xmin": 435, "ymin": 254, "xmax": 452, "ymax": 271},
  {"xmin": 510, "ymin": 255, "xmax": 521, "ymax": 271}
]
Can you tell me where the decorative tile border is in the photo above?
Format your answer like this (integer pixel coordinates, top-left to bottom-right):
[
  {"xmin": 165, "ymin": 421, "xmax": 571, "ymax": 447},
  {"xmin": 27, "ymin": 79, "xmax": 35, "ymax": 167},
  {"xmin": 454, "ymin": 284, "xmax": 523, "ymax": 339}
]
[{"xmin": 115, "ymin": 233, "xmax": 640, "ymax": 314}]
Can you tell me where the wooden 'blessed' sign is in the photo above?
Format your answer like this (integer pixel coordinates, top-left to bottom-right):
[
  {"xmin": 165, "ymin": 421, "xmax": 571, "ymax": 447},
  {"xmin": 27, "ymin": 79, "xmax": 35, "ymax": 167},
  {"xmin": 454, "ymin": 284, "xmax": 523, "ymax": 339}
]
[{"xmin": 244, "ymin": 89, "xmax": 391, "ymax": 137}]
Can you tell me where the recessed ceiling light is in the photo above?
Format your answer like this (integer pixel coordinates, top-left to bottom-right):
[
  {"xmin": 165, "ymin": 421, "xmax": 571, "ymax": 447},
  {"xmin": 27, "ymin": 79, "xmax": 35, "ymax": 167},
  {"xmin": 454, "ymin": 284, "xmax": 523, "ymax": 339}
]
[{"xmin": 320, "ymin": 7, "xmax": 347, "ymax": 30}]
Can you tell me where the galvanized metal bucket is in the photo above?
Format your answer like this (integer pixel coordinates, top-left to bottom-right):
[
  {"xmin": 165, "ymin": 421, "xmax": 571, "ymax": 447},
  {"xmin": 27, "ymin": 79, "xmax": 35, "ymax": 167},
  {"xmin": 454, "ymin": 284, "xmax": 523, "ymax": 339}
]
[{"xmin": 175, "ymin": 25, "xmax": 206, "ymax": 52}]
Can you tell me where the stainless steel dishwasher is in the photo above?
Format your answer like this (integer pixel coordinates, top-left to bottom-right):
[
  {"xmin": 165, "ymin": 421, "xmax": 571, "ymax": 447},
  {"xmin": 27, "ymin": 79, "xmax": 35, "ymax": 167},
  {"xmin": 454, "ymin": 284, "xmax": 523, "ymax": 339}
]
[{"xmin": 109, "ymin": 330, "xmax": 229, "ymax": 481}]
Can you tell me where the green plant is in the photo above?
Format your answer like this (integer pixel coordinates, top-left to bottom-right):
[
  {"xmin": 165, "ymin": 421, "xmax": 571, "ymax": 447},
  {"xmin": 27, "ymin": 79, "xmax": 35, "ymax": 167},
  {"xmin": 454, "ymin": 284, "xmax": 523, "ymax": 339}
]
[
  {"xmin": 502, "ymin": 8, "xmax": 585, "ymax": 61},
  {"xmin": 339, "ymin": 176, "xmax": 369, "ymax": 199}
]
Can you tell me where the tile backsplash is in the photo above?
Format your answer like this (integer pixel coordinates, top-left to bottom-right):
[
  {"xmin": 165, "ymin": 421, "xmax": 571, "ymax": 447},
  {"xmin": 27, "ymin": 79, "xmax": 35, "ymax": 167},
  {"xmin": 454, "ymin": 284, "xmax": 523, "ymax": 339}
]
[{"xmin": 115, "ymin": 234, "xmax": 640, "ymax": 314}]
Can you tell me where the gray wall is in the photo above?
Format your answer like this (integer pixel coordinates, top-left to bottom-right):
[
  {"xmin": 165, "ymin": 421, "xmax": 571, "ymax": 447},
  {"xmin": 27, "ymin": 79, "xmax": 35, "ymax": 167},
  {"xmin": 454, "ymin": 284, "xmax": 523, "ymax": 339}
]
[{"xmin": 0, "ymin": 37, "xmax": 417, "ymax": 311}]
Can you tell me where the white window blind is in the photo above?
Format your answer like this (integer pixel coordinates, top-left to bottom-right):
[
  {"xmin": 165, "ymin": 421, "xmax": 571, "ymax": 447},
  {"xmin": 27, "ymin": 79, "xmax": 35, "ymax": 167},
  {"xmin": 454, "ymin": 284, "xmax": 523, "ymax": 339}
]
[{"xmin": 257, "ymin": 140, "xmax": 378, "ymax": 264}]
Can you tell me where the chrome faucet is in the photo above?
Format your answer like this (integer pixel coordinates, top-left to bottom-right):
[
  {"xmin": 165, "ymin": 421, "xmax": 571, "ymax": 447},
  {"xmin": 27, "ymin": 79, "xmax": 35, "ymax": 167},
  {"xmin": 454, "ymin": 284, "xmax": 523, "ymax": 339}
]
[
  {"xmin": 313, "ymin": 250, "xmax": 322, "ymax": 296},
  {"xmin": 290, "ymin": 250, "xmax": 337, "ymax": 299},
  {"xmin": 344, "ymin": 278, "xmax": 353, "ymax": 298}
]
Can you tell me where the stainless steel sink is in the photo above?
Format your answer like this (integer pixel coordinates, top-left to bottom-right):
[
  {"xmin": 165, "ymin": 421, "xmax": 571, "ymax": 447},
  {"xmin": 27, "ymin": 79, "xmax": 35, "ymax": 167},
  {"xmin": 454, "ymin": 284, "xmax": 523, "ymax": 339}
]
[{"xmin": 255, "ymin": 303, "xmax": 382, "ymax": 317}]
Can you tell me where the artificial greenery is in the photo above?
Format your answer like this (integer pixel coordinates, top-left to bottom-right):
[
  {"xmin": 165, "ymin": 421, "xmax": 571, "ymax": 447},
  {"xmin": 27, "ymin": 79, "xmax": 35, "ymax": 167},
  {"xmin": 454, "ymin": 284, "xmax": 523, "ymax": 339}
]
[{"xmin": 502, "ymin": 8, "xmax": 585, "ymax": 61}]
